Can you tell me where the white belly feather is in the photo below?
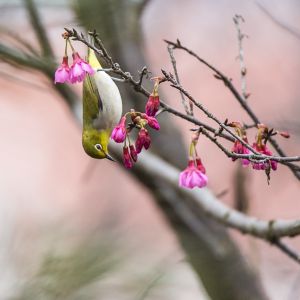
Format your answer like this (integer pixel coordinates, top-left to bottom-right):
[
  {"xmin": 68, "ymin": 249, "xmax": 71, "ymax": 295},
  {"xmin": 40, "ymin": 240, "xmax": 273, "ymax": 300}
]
[{"xmin": 92, "ymin": 70, "xmax": 123, "ymax": 130}]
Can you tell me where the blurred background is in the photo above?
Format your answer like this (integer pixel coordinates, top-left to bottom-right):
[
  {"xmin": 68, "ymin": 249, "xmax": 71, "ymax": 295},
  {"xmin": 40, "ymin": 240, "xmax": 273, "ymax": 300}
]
[{"xmin": 0, "ymin": 0, "xmax": 300, "ymax": 299}]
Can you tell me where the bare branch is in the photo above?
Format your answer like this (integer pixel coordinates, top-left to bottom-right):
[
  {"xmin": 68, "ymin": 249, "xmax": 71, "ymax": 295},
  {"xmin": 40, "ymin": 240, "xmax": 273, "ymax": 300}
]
[
  {"xmin": 164, "ymin": 39, "xmax": 300, "ymax": 179},
  {"xmin": 167, "ymin": 44, "xmax": 191, "ymax": 115},
  {"xmin": 233, "ymin": 14, "xmax": 249, "ymax": 101},
  {"xmin": 65, "ymin": 28, "xmax": 235, "ymax": 142},
  {"xmin": 271, "ymin": 239, "xmax": 300, "ymax": 265},
  {"xmin": 111, "ymin": 143, "xmax": 300, "ymax": 239}
]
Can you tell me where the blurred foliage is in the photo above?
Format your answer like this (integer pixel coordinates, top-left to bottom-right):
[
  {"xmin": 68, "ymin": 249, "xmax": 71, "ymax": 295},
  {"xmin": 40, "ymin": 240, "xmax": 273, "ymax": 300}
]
[
  {"xmin": 13, "ymin": 235, "xmax": 166, "ymax": 300},
  {"xmin": 14, "ymin": 238, "xmax": 120, "ymax": 300}
]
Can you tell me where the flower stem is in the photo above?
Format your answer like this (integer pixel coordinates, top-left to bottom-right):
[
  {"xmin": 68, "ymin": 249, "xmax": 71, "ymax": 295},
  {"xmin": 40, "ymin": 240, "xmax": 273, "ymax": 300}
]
[
  {"xmin": 67, "ymin": 38, "xmax": 75, "ymax": 53},
  {"xmin": 64, "ymin": 39, "xmax": 68, "ymax": 57}
]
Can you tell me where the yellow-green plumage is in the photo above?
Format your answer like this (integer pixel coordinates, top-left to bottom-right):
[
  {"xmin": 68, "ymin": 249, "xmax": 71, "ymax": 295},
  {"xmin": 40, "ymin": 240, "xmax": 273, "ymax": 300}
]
[{"xmin": 82, "ymin": 49, "xmax": 122, "ymax": 159}]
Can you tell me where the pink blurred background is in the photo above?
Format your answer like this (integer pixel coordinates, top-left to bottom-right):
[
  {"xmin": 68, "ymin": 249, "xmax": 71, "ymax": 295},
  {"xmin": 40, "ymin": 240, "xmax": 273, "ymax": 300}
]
[{"xmin": 0, "ymin": 0, "xmax": 300, "ymax": 299}]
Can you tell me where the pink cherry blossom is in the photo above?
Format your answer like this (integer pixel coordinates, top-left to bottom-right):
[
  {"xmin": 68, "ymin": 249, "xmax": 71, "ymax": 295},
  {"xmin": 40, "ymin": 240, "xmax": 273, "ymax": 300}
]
[
  {"xmin": 135, "ymin": 128, "xmax": 151, "ymax": 153},
  {"xmin": 123, "ymin": 146, "xmax": 133, "ymax": 169},
  {"xmin": 179, "ymin": 160, "xmax": 208, "ymax": 189},
  {"xmin": 111, "ymin": 117, "xmax": 126, "ymax": 143},
  {"xmin": 252, "ymin": 143, "xmax": 277, "ymax": 171},
  {"xmin": 145, "ymin": 94, "xmax": 160, "ymax": 117},
  {"xmin": 70, "ymin": 52, "xmax": 94, "ymax": 83},
  {"xmin": 54, "ymin": 56, "xmax": 70, "ymax": 84}
]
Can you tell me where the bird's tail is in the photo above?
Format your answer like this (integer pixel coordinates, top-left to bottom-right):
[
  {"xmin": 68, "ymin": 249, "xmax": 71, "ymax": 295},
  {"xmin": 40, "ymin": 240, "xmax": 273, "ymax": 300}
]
[{"xmin": 87, "ymin": 47, "xmax": 102, "ymax": 70}]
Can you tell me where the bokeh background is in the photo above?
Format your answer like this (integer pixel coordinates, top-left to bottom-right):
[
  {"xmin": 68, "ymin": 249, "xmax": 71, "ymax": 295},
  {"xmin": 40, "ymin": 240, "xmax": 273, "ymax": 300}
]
[{"xmin": 0, "ymin": 0, "xmax": 300, "ymax": 299}]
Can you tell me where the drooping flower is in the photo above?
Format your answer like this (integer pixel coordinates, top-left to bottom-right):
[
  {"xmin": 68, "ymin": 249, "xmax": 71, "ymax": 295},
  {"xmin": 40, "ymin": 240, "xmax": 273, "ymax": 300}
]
[
  {"xmin": 129, "ymin": 145, "xmax": 138, "ymax": 162},
  {"xmin": 123, "ymin": 146, "xmax": 133, "ymax": 169},
  {"xmin": 251, "ymin": 124, "xmax": 278, "ymax": 171},
  {"xmin": 135, "ymin": 128, "xmax": 151, "ymax": 153},
  {"xmin": 145, "ymin": 95, "xmax": 160, "ymax": 117},
  {"xmin": 142, "ymin": 114, "xmax": 160, "ymax": 130},
  {"xmin": 111, "ymin": 116, "xmax": 126, "ymax": 143},
  {"xmin": 70, "ymin": 52, "xmax": 94, "ymax": 83},
  {"xmin": 179, "ymin": 160, "xmax": 208, "ymax": 189},
  {"xmin": 145, "ymin": 78, "xmax": 160, "ymax": 116},
  {"xmin": 252, "ymin": 143, "xmax": 277, "ymax": 171},
  {"xmin": 195, "ymin": 158, "xmax": 206, "ymax": 173},
  {"xmin": 54, "ymin": 56, "xmax": 70, "ymax": 84}
]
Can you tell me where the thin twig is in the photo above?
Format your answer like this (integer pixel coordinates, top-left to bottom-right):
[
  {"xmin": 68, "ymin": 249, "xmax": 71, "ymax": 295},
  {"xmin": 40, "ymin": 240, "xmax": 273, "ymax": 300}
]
[
  {"xmin": 66, "ymin": 30, "xmax": 300, "ymax": 170},
  {"xmin": 271, "ymin": 239, "xmax": 300, "ymax": 265},
  {"xmin": 137, "ymin": 66, "xmax": 149, "ymax": 87},
  {"xmin": 199, "ymin": 126, "xmax": 300, "ymax": 167},
  {"xmin": 167, "ymin": 44, "xmax": 191, "ymax": 115},
  {"xmin": 65, "ymin": 28, "xmax": 235, "ymax": 142},
  {"xmin": 162, "ymin": 70, "xmax": 261, "ymax": 154},
  {"xmin": 164, "ymin": 39, "xmax": 300, "ymax": 179},
  {"xmin": 233, "ymin": 14, "xmax": 249, "ymax": 101},
  {"xmin": 113, "ymin": 142, "xmax": 300, "ymax": 239}
]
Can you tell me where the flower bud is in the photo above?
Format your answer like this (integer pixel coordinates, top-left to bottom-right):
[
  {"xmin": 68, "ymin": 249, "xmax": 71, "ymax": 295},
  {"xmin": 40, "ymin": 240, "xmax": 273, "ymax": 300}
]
[
  {"xmin": 135, "ymin": 128, "xmax": 151, "ymax": 153},
  {"xmin": 145, "ymin": 95, "xmax": 160, "ymax": 117},
  {"xmin": 279, "ymin": 131, "xmax": 290, "ymax": 138},
  {"xmin": 123, "ymin": 146, "xmax": 133, "ymax": 169},
  {"xmin": 111, "ymin": 116, "xmax": 126, "ymax": 143}
]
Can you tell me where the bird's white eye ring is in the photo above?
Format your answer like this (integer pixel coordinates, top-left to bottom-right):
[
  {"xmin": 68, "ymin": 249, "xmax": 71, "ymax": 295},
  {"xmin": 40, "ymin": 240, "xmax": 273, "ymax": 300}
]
[{"xmin": 95, "ymin": 144, "xmax": 102, "ymax": 151}]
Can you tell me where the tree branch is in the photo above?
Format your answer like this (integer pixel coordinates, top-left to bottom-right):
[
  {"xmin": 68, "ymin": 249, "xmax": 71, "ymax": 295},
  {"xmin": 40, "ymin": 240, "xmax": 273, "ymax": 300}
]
[{"xmin": 164, "ymin": 39, "xmax": 300, "ymax": 179}]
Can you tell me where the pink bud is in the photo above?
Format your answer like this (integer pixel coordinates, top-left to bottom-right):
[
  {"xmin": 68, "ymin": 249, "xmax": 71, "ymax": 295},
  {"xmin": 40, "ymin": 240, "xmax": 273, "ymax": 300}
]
[
  {"xmin": 252, "ymin": 143, "xmax": 277, "ymax": 171},
  {"xmin": 123, "ymin": 146, "xmax": 133, "ymax": 169},
  {"xmin": 135, "ymin": 128, "xmax": 151, "ymax": 153},
  {"xmin": 279, "ymin": 131, "xmax": 290, "ymax": 138},
  {"xmin": 111, "ymin": 117, "xmax": 126, "ymax": 143},
  {"xmin": 145, "ymin": 94, "xmax": 160, "ymax": 117}
]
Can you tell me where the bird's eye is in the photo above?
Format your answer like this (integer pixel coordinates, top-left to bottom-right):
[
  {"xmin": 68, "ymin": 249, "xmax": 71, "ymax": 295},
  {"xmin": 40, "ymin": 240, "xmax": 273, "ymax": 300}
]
[{"xmin": 95, "ymin": 144, "xmax": 102, "ymax": 151}]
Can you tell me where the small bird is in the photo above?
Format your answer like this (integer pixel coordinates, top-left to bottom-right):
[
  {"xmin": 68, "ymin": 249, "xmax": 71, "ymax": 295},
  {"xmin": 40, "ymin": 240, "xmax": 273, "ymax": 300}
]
[{"xmin": 82, "ymin": 49, "xmax": 122, "ymax": 160}]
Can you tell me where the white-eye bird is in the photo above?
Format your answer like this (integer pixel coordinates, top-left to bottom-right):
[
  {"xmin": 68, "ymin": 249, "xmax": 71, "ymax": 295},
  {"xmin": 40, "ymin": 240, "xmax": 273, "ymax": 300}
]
[{"xmin": 82, "ymin": 49, "xmax": 122, "ymax": 160}]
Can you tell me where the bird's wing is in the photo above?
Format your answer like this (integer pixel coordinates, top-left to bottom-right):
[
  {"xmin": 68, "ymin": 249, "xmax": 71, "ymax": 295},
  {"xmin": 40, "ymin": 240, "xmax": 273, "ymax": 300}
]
[
  {"xmin": 83, "ymin": 71, "xmax": 123, "ymax": 130},
  {"xmin": 83, "ymin": 73, "xmax": 104, "ymax": 128},
  {"xmin": 86, "ymin": 73, "xmax": 103, "ymax": 112}
]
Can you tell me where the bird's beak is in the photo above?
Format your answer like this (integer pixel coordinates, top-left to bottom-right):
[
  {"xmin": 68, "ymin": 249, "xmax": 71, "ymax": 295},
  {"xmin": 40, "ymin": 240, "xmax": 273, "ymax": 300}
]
[{"xmin": 105, "ymin": 153, "xmax": 115, "ymax": 162}]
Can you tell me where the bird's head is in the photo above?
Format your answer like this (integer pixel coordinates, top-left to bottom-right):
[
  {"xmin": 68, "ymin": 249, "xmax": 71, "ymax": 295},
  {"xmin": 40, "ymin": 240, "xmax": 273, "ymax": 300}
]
[{"xmin": 82, "ymin": 128, "xmax": 114, "ymax": 161}]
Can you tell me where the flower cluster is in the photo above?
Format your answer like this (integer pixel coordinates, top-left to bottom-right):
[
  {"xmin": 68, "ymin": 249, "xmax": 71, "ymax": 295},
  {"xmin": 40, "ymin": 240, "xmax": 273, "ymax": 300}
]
[
  {"xmin": 179, "ymin": 132, "xmax": 208, "ymax": 189},
  {"xmin": 111, "ymin": 78, "xmax": 161, "ymax": 168},
  {"xmin": 54, "ymin": 36, "xmax": 94, "ymax": 84},
  {"xmin": 252, "ymin": 143, "xmax": 277, "ymax": 171},
  {"xmin": 251, "ymin": 124, "xmax": 277, "ymax": 171},
  {"xmin": 230, "ymin": 122, "xmax": 278, "ymax": 172}
]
